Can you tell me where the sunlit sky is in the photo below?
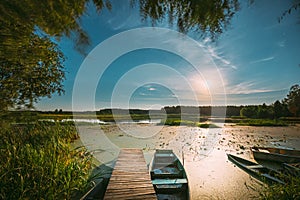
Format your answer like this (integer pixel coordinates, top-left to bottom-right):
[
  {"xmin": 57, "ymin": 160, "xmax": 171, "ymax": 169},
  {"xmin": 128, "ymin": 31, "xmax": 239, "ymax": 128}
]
[{"xmin": 36, "ymin": 0, "xmax": 300, "ymax": 111}]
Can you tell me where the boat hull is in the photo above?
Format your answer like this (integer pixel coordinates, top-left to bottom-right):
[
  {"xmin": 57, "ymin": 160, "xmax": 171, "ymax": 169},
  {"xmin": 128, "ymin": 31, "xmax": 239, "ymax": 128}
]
[
  {"xmin": 227, "ymin": 154, "xmax": 285, "ymax": 185},
  {"xmin": 251, "ymin": 147, "xmax": 300, "ymax": 163}
]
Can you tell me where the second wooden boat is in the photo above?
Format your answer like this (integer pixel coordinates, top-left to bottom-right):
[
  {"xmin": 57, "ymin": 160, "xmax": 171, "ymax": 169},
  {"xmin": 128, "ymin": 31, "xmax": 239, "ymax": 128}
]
[
  {"xmin": 251, "ymin": 147, "xmax": 300, "ymax": 163},
  {"xmin": 227, "ymin": 154, "xmax": 285, "ymax": 185},
  {"xmin": 150, "ymin": 149, "xmax": 189, "ymax": 200}
]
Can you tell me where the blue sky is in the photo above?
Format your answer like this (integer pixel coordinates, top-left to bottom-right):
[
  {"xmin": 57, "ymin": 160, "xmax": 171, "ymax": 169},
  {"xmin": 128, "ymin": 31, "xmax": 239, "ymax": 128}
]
[{"xmin": 36, "ymin": 0, "xmax": 300, "ymax": 111}]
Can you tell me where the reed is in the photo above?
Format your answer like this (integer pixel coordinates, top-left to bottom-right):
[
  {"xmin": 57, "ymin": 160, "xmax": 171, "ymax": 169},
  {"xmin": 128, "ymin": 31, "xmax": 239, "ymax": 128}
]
[{"xmin": 0, "ymin": 122, "xmax": 92, "ymax": 199}]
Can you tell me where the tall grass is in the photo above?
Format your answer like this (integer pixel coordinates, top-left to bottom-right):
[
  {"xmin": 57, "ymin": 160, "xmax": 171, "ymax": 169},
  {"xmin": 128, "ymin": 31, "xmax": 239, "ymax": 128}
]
[
  {"xmin": 259, "ymin": 176, "xmax": 300, "ymax": 199},
  {"xmin": 0, "ymin": 122, "xmax": 92, "ymax": 199}
]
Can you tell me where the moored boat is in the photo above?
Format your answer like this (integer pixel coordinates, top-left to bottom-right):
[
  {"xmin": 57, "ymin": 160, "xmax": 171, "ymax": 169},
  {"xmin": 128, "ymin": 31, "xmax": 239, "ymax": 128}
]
[
  {"xmin": 150, "ymin": 149, "xmax": 189, "ymax": 200},
  {"xmin": 227, "ymin": 154, "xmax": 285, "ymax": 185},
  {"xmin": 251, "ymin": 147, "xmax": 300, "ymax": 163}
]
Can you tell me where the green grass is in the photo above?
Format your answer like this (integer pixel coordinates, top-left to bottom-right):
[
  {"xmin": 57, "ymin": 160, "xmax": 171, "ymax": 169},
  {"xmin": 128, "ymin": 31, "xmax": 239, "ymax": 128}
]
[
  {"xmin": 259, "ymin": 176, "xmax": 300, "ymax": 199},
  {"xmin": 0, "ymin": 122, "xmax": 92, "ymax": 199},
  {"xmin": 237, "ymin": 119, "xmax": 288, "ymax": 127},
  {"xmin": 197, "ymin": 123, "xmax": 220, "ymax": 128},
  {"xmin": 161, "ymin": 119, "xmax": 196, "ymax": 126},
  {"xmin": 161, "ymin": 119, "xmax": 220, "ymax": 128}
]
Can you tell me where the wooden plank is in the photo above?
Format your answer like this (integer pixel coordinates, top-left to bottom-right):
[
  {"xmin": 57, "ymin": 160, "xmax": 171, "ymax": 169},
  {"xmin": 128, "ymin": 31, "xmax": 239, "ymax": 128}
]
[{"xmin": 104, "ymin": 149, "xmax": 157, "ymax": 200}]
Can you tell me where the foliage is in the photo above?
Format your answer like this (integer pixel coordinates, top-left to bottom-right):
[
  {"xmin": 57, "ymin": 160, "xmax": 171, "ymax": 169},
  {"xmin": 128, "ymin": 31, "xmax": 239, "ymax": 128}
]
[
  {"xmin": 161, "ymin": 119, "xmax": 219, "ymax": 128},
  {"xmin": 0, "ymin": 35, "xmax": 65, "ymax": 109},
  {"xmin": 240, "ymin": 105, "xmax": 259, "ymax": 118},
  {"xmin": 161, "ymin": 119, "xmax": 195, "ymax": 126},
  {"xmin": 132, "ymin": 0, "xmax": 240, "ymax": 40},
  {"xmin": 0, "ymin": 0, "xmax": 111, "ymax": 53},
  {"xmin": 163, "ymin": 105, "xmax": 242, "ymax": 117},
  {"xmin": 240, "ymin": 103, "xmax": 291, "ymax": 119},
  {"xmin": 274, "ymin": 100, "xmax": 285, "ymax": 119},
  {"xmin": 284, "ymin": 84, "xmax": 300, "ymax": 117},
  {"xmin": 0, "ymin": 0, "xmax": 111, "ymax": 110},
  {"xmin": 0, "ymin": 122, "xmax": 92, "ymax": 199},
  {"xmin": 198, "ymin": 123, "xmax": 220, "ymax": 128},
  {"xmin": 278, "ymin": 0, "xmax": 300, "ymax": 23},
  {"xmin": 259, "ymin": 176, "xmax": 300, "ymax": 200},
  {"xmin": 240, "ymin": 84, "xmax": 300, "ymax": 119}
]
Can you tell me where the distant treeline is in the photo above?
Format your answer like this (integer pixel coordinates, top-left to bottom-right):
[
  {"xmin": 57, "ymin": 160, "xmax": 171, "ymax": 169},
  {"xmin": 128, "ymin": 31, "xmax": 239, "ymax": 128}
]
[
  {"xmin": 163, "ymin": 102, "xmax": 292, "ymax": 119},
  {"xmin": 240, "ymin": 102, "xmax": 291, "ymax": 119},
  {"xmin": 97, "ymin": 107, "xmax": 234, "ymax": 117},
  {"xmin": 96, "ymin": 104, "xmax": 290, "ymax": 119},
  {"xmin": 3, "ymin": 102, "xmax": 293, "ymax": 120},
  {"xmin": 162, "ymin": 106, "xmax": 240, "ymax": 117},
  {"xmin": 96, "ymin": 102, "xmax": 293, "ymax": 119},
  {"xmin": 97, "ymin": 108, "xmax": 151, "ymax": 115}
]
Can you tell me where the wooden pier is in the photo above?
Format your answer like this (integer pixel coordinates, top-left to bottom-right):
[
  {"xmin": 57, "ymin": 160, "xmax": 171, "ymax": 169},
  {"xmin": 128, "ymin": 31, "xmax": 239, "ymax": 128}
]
[{"xmin": 104, "ymin": 149, "xmax": 157, "ymax": 200}]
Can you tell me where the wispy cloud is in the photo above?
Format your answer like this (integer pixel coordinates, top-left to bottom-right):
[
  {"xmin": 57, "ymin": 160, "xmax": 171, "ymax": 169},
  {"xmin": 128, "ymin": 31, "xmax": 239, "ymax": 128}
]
[
  {"xmin": 250, "ymin": 56, "xmax": 275, "ymax": 64},
  {"xmin": 206, "ymin": 45, "xmax": 237, "ymax": 69},
  {"xmin": 202, "ymin": 40, "xmax": 237, "ymax": 70},
  {"xmin": 226, "ymin": 81, "xmax": 275, "ymax": 95}
]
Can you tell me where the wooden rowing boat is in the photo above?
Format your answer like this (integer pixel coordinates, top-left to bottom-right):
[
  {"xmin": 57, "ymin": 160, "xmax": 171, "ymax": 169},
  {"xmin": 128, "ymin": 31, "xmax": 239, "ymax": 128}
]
[
  {"xmin": 227, "ymin": 154, "xmax": 285, "ymax": 185},
  {"xmin": 150, "ymin": 149, "xmax": 189, "ymax": 200},
  {"xmin": 251, "ymin": 147, "xmax": 300, "ymax": 163}
]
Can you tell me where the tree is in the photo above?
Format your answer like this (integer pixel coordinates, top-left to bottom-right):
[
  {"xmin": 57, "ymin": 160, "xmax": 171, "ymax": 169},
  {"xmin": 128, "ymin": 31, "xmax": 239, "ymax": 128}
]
[
  {"xmin": 240, "ymin": 106, "xmax": 257, "ymax": 118},
  {"xmin": 278, "ymin": 0, "xmax": 300, "ymax": 23},
  {"xmin": 132, "ymin": 0, "xmax": 240, "ymax": 40},
  {"xmin": 257, "ymin": 103, "xmax": 273, "ymax": 119},
  {"xmin": 273, "ymin": 100, "xmax": 283, "ymax": 119},
  {"xmin": 0, "ymin": 0, "xmax": 111, "ymax": 110},
  {"xmin": 273, "ymin": 100, "xmax": 291, "ymax": 119},
  {"xmin": 284, "ymin": 84, "xmax": 300, "ymax": 117},
  {"xmin": 0, "ymin": 34, "xmax": 65, "ymax": 110}
]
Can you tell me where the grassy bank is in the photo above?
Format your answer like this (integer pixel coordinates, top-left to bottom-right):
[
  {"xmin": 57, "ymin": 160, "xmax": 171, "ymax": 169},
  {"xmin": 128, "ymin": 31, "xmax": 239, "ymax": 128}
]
[
  {"xmin": 161, "ymin": 119, "xmax": 220, "ymax": 128},
  {"xmin": 0, "ymin": 122, "xmax": 92, "ymax": 199},
  {"xmin": 237, "ymin": 119, "xmax": 288, "ymax": 127}
]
